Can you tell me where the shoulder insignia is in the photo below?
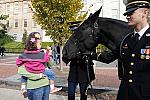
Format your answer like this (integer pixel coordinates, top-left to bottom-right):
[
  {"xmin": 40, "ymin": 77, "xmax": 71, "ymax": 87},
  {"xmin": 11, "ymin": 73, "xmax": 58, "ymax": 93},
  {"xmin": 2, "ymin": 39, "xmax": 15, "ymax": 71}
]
[{"xmin": 123, "ymin": 43, "xmax": 128, "ymax": 49}]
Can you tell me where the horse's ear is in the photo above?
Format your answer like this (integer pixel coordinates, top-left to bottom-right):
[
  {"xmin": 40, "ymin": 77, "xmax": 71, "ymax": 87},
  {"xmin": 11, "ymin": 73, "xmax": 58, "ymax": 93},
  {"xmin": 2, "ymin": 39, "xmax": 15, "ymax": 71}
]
[{"xmin": 88, "ymin": 6, "xmax": 102, "ymax": 22}]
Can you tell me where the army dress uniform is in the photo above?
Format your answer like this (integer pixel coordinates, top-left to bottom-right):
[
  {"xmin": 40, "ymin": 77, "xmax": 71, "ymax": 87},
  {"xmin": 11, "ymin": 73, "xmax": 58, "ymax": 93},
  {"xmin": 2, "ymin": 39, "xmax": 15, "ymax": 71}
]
[
  {"xmin": 118, "ymin": 0, "xmax": 150, "ymax": 99},
  {"xmin": 98, "ymin": 25, "xmax": 150, "ymax": 100},
  {"xmin": 98, "ymin": 0, "xmax": 150, "ymax": 100},
  {"xmin": 116, "ymin": 25, "xmax": 150, "ymax": 100}
]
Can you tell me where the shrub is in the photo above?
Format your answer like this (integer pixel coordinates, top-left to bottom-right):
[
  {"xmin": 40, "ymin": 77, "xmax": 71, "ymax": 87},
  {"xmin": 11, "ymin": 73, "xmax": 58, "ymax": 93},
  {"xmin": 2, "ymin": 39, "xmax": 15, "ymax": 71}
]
[{"xmin": 4, "ymin": 41, "xmax": 54, "ymax": 53}]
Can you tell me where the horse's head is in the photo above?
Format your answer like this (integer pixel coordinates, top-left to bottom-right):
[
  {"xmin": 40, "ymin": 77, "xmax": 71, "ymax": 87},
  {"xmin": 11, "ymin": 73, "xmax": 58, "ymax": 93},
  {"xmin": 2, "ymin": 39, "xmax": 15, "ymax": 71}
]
[
  {"xmin": 73, "ymin": 7, "xmax": 102, "ymax": 53},
  {"xmin": 62, "ymin": 7, "xmax": 102, "ymax": 64}
]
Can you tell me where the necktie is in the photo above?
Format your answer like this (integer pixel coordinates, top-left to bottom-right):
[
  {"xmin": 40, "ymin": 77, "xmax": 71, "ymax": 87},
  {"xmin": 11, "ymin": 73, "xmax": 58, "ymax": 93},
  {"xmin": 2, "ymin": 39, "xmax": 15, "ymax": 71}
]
[{"xmin": 134, "ymin": 33, "xmax": 140, "ymax": 42}]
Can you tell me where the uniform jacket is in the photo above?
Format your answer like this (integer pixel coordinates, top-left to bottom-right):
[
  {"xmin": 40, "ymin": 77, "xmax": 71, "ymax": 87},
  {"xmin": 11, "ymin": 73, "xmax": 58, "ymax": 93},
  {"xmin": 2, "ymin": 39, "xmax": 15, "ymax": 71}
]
[{"xmin": 98, "ymin": 27, "xmax": 150, "ymax": 100}]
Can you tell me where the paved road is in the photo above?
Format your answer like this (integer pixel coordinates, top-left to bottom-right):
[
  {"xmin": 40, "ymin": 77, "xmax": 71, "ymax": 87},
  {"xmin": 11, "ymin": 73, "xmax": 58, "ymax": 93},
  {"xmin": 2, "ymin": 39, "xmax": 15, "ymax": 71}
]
[{"xmin": 0, "ymin": 54, "xmax": 120, "ymax": 100}]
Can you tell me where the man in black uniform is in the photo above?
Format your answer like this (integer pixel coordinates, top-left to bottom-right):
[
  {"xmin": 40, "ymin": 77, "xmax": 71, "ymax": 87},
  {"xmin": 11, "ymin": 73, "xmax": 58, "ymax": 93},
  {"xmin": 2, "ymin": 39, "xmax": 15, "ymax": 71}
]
[
  {"xmin": 67, "ymin": 57, "xmax": 95, "ymax": 100},
  {"xmin": 97, "ymin": 0, "xmax": 150, "ymax": 100},
  {"xmin": 63, "ymin": 21, "xmax": 96, "ymax": 100}
]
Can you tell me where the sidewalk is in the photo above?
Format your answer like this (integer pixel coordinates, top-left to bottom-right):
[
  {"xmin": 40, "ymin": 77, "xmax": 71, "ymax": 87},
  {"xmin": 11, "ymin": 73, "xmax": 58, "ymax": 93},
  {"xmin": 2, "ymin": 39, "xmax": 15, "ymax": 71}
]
[
  {"xmin": 0, "ymin": 68, "xmax": 118, "ymax": 100},
  {"xmin": 0, "ymin": 54, "xmax": 120, "ymax": 100},
  {"xmin": 0, "ymin": 88, "xmax": 70, "ymax": 100}
]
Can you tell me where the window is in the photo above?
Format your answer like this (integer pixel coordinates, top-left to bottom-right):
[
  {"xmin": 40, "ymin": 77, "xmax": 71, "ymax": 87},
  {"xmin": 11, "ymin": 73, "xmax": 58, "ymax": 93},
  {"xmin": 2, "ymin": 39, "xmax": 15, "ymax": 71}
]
[
  {"xmin": 112, "ymin": 9, "xmax": 118, "ymax": 19},
  {"xmin": 6, "ymin": 5, "xmax": 10, "ymax": 14},
  {"xmin": 14, "ymin": 19, "xmax": 18, "ymax": 28},
  {"xmin": 32, "ymin": 20, "xmax": 37, "ymax": 28},
  {"xmin": 23, "ymin": 3, "xmax": 29, "ymax": 14},
  {"xmin": 24, "ymin": 19, "xmax": 27, "ymax": 27},
  {"xmin": 14, "ymin": 4, "xmax": 19, "ymax": 15},
  {"xmin": 0, "ymin": 6, "xmax": 2, "ymax": 14}
]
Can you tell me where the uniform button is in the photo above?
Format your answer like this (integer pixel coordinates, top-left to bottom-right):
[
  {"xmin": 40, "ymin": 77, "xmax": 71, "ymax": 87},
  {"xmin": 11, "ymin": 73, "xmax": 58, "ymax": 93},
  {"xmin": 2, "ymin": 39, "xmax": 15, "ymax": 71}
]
[
  {"xmin": 129, "ymin": 71, "xmax": 133, "ymax": 74},
  {"xmin": 122, "ymin": 53, "xmax": 124, "ymax": 55},
  {"xmin": 131, "ymin": 54, "xmax": 135, "ymax": 57},
  {"xmin": 141, "ymin": 55, "xmax": 145, "ymax": 59},
  {"xmin": 129, "ymin": 79, "xmax": 133, "ymax": 83},
  {"xmin": 131, "ymin": 62, "xmax": 134, "ymax": 65}
]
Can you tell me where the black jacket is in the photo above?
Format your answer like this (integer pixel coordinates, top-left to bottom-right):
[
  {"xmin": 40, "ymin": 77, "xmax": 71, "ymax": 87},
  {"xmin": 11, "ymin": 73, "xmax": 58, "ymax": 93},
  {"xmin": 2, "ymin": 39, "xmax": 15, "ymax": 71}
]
[
  {"xmin": 98, "ymin": 27, "xmax": 150, "ymax": 100},
  {"xmin": 68, "ymin": 58, "xmax": 95, "ymax": 83}
]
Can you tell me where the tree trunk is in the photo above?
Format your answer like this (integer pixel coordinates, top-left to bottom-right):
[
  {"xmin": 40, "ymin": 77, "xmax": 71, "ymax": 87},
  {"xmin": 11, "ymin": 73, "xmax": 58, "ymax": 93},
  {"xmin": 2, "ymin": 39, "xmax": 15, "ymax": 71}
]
[{"xmin": 59, "ymin": 45, "xmax": 63, "ymax": 71}]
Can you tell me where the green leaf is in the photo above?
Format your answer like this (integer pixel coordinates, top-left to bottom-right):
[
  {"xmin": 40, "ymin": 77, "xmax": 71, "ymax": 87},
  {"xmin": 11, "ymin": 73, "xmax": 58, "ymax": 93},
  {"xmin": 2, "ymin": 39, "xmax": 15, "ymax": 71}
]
[{"xmin": 31, "ymin": 0, "xmax": 87, "ymax": 45}]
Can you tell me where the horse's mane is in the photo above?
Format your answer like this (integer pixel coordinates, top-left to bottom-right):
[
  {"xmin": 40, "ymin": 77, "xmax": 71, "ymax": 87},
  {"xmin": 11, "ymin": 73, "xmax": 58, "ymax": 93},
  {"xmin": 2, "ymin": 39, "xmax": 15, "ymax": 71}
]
[
  {"xmin": 97, "ymin": 17, "xmax": 133, "ymax": 45},
  {"xmin": 98, "ymin": 17, "xmax": 128, "ymax": 25},
  {"xmin": 98, "ymin": 17, "xmax": 130, "ymax": 31}
]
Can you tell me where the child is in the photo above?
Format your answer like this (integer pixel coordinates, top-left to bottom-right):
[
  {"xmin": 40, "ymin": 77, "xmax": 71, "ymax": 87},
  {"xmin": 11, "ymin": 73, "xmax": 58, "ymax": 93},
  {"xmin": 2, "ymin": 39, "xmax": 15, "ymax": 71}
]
[{"xmin": 16, "ymin": 32, "xmax": 62, "ymax": 98}]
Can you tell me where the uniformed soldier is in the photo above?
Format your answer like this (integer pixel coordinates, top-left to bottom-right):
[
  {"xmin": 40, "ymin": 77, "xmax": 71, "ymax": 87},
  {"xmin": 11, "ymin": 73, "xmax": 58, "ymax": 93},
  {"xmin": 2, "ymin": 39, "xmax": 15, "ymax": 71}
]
[
  {"xmin": 97, "ymin": 0, "xmax": 150, "ymax": 100},
  {"xmin": 64, "ymin": 21, "xmax": 95, "ymax": 100}
]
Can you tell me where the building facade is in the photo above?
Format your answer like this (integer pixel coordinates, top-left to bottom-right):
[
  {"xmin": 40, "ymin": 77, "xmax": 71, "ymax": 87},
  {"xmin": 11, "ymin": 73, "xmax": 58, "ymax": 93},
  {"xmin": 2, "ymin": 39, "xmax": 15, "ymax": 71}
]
[
  {"xmin": 82, "ymin": 0, "xmax": 127, "ymax": 21},
  {"xmin": 0, "ymin": 0, "xmax": 51, "ymax": 42},
  {"xmin": 83, "ymin": 0, "xmax": 150, "ymax": 21},
  {"xmin": 2, "ymin": 0, "xmax": 147, "ymax": 42}
]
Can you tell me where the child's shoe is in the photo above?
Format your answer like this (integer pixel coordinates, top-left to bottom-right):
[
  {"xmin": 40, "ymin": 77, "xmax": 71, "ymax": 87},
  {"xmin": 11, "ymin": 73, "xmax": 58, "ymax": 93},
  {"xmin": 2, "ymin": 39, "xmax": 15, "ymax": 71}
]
[
  {"xmin": 21, "ymin": 84, "xmax": 27, "ymax": 98},
  {"xmin": 50, "ymin": 87, "xmax": 62, "ymax": 93},
  {"xmin": 21, "ymin": 89, "xmax": 28, "ymax": 98}
]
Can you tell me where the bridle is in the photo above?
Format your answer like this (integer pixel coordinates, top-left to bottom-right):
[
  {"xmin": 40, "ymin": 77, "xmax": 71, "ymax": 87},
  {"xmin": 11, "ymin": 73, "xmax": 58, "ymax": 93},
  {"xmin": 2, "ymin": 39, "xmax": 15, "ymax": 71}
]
[{"xmin": 73, "ymin": 20, "xmax": 100, "ymax": 55}]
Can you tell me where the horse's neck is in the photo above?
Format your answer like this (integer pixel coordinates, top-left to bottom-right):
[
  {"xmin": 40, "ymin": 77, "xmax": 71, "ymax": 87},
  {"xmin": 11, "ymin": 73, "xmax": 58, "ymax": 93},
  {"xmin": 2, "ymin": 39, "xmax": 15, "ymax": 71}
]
[{"xmin": 98, "ymin": 18, "xmax": 132, "ymax": 44}]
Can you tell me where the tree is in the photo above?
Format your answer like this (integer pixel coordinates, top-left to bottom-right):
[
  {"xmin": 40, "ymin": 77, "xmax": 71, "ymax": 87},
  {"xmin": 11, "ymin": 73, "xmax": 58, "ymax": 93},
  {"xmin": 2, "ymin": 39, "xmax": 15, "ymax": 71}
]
[
  {"xmin": 22, "ymin": 29, "xmax": 28, "ymax": 44},
  {"xmin": 31, "ymin": 0, "xmax": 87, "ymax": 70},
  {"xmin": 0, "ymin": 15, "xmax": 8, "ymax": 20},
  {"xmin": 0, "ymin": 14, "xmax": 13, "ymax": 45},
  {"xmin": 32, "ymin": 0, "xmax": 86, "ymax": 44}
]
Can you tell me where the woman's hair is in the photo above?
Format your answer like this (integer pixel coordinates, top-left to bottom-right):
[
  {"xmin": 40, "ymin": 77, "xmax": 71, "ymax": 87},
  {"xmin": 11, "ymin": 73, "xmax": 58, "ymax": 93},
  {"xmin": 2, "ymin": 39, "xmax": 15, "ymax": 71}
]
[{"xmin": 25, "ymin": 32, "xmax": 41, "ymax": 51}]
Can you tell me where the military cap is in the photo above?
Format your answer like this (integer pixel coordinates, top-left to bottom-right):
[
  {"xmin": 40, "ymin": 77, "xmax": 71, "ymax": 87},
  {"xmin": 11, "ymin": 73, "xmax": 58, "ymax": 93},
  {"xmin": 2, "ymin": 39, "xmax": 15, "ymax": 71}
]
[{"xmin": 124, "ymin": 0, "xmax": 150, "ymax": 16}]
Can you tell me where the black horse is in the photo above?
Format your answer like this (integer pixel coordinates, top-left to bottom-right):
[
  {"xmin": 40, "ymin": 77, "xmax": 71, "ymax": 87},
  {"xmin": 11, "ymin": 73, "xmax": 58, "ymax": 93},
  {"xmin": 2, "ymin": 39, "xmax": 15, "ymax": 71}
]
[{"xmin": 62, "ymin": 7, "xmax": 133, "ymax": 64}]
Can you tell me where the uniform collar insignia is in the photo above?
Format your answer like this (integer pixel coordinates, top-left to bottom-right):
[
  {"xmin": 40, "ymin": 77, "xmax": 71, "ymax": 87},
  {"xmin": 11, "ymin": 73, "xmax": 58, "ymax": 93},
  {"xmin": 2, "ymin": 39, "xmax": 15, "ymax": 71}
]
[
  {"xmin": 146, "ymin": 33, "xmax": 150, "ymax": 36},
  {"xmin": 123, "ymin": 43, "xmax": 128, "ymax": 49},
  {"xmin": 145, "ymin": 46, "xmax": 150, "ymax": 48}
]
